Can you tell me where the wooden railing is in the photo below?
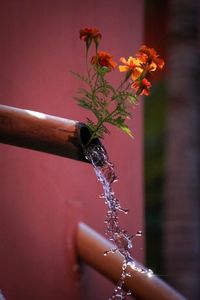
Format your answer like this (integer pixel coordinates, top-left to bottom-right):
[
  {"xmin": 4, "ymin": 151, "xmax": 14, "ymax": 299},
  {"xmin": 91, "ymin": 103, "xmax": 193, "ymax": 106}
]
[{"xmin": 0, "ymin": 104, "xmax": 186, "ymax": 300}]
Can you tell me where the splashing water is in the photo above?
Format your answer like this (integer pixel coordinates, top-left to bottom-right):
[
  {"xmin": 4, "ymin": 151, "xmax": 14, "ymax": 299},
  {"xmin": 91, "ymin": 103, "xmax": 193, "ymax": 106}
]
[{"xmin": 84, "ymin": 142, "xmax": 153, "ymax": 299}]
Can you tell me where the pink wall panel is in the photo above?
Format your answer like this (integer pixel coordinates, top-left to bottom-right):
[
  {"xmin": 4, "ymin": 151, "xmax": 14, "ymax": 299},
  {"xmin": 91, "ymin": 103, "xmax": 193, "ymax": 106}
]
[{"xmin": 0, "ymin": 1, "xmax": 144, "ymax": 299}]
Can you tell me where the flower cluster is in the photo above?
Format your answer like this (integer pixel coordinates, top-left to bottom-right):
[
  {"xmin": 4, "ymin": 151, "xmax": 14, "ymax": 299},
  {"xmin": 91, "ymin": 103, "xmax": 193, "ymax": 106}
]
[
  {"xmin": 119, "ymin": 46, "xmax": 164, "ymax": 96},
  {"xmin": 73, "ymin": 27, "xmax": 164, "ymax": 142}
]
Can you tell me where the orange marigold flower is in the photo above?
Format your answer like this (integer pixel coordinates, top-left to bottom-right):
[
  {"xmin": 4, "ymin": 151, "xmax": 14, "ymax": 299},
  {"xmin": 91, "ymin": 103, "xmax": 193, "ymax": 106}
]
[
  {"xmin": 80, "ymin": 27, "xmax": 102, "ymax": 50},
  {"xmin": 91, "ymin": 51, "xmax": 117, "ymax": 70},
  {"xmin": 118, "ymin": 56, "xmax": 143, "ymax": 80},
  {"xmin": 137, "ymin": 45, "xmax": 165, "ymax": 71},
  {"xmin": 132, "ymin": 78, "xmax": 152, "ymax": 96}
]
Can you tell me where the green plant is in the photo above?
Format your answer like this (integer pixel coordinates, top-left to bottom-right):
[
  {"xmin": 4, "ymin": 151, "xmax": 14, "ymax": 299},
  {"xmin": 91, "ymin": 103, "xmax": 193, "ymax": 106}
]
[{"xmin": 72, "ymin": 27, "xmax": 164, "ymax": 144}]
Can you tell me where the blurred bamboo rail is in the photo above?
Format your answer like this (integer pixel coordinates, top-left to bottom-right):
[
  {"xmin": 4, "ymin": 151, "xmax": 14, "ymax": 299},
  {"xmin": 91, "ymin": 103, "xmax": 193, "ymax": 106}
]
[
  {"xmin": 77, "ymin": 223, "xmax": 186, "ymax": 300},
  {"xmin": 0, "ymin": 104, "xmax": 91, "ymax": 162}
]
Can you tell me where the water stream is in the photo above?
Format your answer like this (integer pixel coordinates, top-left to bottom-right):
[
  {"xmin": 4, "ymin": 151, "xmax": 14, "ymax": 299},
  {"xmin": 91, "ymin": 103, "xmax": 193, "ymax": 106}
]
[{"xmin": 84, "ymin": 142, "xmax": 153, "ymax": 299}]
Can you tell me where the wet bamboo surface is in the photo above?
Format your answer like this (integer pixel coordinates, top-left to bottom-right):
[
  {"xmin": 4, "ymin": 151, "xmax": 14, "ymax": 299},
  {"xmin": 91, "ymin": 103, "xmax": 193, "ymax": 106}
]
[
  {"xmin": 77, "ymin": 223, "xmax": 186, "ymax": 300},
  {"xmin": 0, "ymin": 104, "xmax": 90, "ymax": 162}
]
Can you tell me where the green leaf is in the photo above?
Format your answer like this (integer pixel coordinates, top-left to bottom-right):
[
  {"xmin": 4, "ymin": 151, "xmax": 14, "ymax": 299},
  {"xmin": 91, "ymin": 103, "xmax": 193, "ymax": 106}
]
[
  {"xmin": 119, "ymin": 124, "xmax": 133, "ymax": 138},
  {"xmin": 70, "ymin": 71, "xmax": 90, "ymax": 85},
  {"xmin": 77, "ymin": 100, "xmax": 92, "ymax": 110},
  {"xmin": 78, "ymin": 88, "xmax": 90, "ymax": 95},
  {"xmin": 128, "ymin": 94, "xmax": 137, "ymax": 104}
]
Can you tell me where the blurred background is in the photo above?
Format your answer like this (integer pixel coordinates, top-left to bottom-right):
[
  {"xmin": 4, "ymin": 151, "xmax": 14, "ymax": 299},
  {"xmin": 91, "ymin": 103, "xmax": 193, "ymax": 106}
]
[{"xmin": 144, "ymin": 1, "xmax": 200, "ymax": 299}]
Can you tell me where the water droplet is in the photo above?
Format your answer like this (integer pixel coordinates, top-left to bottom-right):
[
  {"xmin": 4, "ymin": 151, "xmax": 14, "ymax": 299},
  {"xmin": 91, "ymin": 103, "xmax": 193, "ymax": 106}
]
[
  {"xmin": 147, "ymin": 269, "xmax": 154, "ymax": 278},
  {"xmin": 99, "ymin": 193, "xmax": 105, "ymax": 198},
  {"xmin": 136, "ymin": 230, "xmax": 142, "ymax": 236}
]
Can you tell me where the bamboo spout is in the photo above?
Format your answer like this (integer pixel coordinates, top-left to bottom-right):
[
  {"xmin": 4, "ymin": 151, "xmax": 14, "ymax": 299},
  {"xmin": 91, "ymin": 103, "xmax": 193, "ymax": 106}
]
[
  {"xmin": 0, "ymin": 105, "xmax": 91, "ymax": 162},
  {"xmin": 77, "ymin": 223, "xmax": 186, "ymax": 300}
]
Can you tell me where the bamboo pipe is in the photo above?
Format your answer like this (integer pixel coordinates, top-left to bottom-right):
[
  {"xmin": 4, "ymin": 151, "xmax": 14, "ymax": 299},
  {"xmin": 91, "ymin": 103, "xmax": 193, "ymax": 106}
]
[
  {"xmin": 0, "ymin": 104, "xmax": 91, "ymax": 162},
  {"xmin": 77, "ymin": 223, "xmax": 186, "ymax": 300}
]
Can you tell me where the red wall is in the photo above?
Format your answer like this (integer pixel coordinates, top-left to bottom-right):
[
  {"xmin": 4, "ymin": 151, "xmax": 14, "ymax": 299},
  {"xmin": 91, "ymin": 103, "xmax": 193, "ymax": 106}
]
[{"xmin": 0, "ymin": 1, "xmax": 144, "ymax": 299}]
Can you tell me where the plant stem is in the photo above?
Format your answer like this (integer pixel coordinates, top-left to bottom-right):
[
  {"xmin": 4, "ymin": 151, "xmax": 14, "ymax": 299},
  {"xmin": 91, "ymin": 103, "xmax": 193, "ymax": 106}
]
[
  {"xmin": 86, "ymin": 106, "xmax": 119, "ymax": 146},
  {"xmin": 85, "ymin": 49, "xmax": 93, "ymax": 90}
]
